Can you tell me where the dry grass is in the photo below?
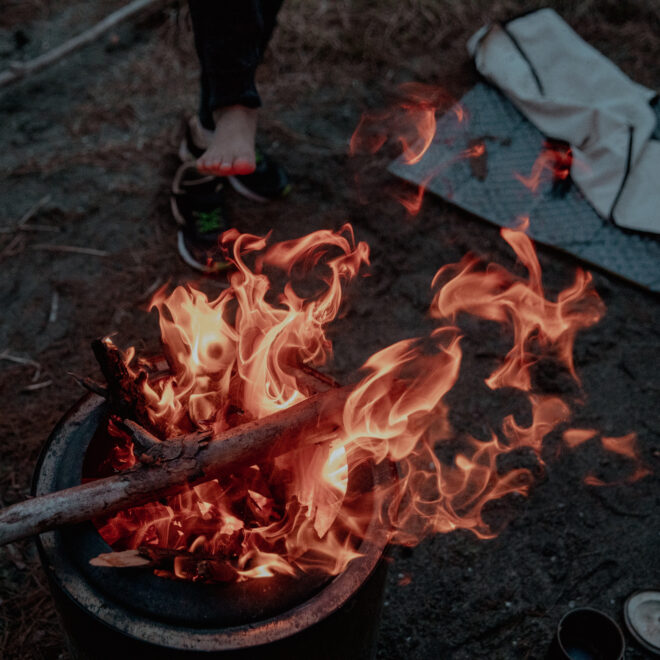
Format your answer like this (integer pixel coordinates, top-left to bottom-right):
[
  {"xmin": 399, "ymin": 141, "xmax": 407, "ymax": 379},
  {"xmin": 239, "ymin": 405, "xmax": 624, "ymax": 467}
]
[{"xmin": 267, "ymin": 0, "xmax": 659, "ymax": 93}]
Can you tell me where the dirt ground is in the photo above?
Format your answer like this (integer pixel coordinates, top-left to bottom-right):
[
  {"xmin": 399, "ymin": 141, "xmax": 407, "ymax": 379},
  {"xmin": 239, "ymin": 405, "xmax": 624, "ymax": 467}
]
[{"xmin": 1, "ymin": 1, "xmax": 659, "ymax": 658}]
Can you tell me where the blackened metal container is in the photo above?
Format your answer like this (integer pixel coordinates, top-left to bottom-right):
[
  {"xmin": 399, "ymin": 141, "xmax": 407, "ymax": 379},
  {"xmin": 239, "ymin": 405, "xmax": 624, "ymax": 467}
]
[{"xmin": 34, "ymin": 395, "xmax": 391, "ymax": 660}]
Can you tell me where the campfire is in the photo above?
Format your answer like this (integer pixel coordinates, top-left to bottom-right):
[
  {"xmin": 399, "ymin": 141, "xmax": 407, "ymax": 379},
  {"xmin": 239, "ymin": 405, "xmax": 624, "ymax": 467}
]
[
  {"xmin": 90, "ymin": 219, "xmax": 648, "ymax": 584},
  {"xmin": 1, "ymin": 81, "xmax": 650, "ymax": 603},
  {"xmin": 3, "ymin": 219, "xmax": 647, "ymax": 591}
]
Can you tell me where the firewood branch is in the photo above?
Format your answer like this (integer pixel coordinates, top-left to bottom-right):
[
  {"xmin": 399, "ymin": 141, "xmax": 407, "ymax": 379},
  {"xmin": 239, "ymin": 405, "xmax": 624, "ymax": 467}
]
[
  {"xmin": 91, "ymin": 337, "xmax": 155, "ymax": 431},
  {"xmin": 0, "ymin": 0, "xmax": 167, "ymax": 88},
  {"xmin": 0, "ymin": 385, "xmax": 351, "ymax": 548}
]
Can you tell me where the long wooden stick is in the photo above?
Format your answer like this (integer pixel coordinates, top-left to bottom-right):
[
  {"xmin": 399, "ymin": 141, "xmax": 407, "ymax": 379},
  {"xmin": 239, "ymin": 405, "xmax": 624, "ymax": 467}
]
[
  {"xmin": 0, "ymin": 386, "xmax": 351, "ymax": 548},
  {"xmin": 0, "ymin": 0, "xmax": 166, "ymax": 89}
]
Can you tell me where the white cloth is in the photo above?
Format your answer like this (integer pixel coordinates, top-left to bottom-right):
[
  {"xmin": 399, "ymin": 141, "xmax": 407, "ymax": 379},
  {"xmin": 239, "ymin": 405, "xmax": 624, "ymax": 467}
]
[{"xmin": 468, "ymin": 8, "xmax": 660, "ymax": 234}]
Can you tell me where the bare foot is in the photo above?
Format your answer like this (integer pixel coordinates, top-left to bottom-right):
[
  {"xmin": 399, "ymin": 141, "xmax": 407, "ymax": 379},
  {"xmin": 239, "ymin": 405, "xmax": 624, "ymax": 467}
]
[{"xmin": 193, "ymin": 106, "xmax": 257, "ymax": 176}]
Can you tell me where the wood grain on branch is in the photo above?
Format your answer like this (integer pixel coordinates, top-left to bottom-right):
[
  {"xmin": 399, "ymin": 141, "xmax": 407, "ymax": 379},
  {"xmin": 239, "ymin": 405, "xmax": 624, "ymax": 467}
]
[{"xmin": 0, "ymin": 385, "xmax": 351, "ymax": 547}]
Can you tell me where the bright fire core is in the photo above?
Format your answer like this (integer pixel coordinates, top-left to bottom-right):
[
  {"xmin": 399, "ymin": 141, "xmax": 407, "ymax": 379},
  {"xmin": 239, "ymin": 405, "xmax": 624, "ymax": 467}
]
[{"xmin": 96, "ymin": 224, "xmax": 647, "ymax": 583}]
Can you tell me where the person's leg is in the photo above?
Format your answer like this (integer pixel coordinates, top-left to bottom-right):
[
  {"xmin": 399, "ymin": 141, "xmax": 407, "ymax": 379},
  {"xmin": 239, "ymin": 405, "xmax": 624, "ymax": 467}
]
[
  {"xmin": 188, "ymin": 0, "xmax": 283, "ymax": 176},
  {"xmin": 260, "ymin": 0, "xmax": 285, "ymax": 54}
]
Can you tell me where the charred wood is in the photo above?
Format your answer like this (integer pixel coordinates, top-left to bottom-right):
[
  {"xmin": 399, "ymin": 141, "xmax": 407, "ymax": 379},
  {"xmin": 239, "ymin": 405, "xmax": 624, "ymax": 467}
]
[{"xmin": 0, "ymin": 385, "xmax": 352, "ymax": 548}]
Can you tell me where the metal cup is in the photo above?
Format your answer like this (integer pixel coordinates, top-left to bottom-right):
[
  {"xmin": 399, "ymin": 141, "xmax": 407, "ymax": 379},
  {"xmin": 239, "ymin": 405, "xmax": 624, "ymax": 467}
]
[{"xmin": 547, "ymin": 607, "xmax": 625, "ymax": 660}]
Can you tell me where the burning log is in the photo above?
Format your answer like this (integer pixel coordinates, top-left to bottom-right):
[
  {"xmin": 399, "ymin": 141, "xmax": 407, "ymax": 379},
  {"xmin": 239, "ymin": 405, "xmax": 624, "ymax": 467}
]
[
  {"xmin": 91, "ymin": 338, "xmax": 154, "ymax": 432},
  {"xmin": 0, "ymin": 385, "xmax": 351, "ymax": 548}
]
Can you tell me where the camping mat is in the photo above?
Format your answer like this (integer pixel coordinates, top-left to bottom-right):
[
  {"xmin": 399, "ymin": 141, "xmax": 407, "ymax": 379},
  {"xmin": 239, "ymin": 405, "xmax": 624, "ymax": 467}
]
[{"xmin": 389, "ymin": 83, "xmax": 660, "ymax": 292}]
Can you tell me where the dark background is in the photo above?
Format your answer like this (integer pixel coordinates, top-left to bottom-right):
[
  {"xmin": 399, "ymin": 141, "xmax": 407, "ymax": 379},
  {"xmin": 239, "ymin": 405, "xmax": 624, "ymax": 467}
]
[{"xmin": 1, "ymin": 1, "xmax": 658, "ymax": 658}]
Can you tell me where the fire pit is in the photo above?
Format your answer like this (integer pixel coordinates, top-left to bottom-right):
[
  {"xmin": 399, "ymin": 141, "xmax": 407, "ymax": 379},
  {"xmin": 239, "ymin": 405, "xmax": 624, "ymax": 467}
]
[{"xmin": 34, "ymin": 393, "xmax": 393, "ymax": 659}]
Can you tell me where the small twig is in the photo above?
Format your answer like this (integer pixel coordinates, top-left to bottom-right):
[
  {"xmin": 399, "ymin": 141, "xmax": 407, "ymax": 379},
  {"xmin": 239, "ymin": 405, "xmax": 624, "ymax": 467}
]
[
  {"xmin": 296, "ymin": 362, "xmax": 341, "ymax": 390},
  {"xmin": 0, "ymin": 351, "xmax": 39, "ymax": 368},
  {"xmin": 32, "ymin": 244, "xmax": 110, "ymax": 257},
  {"xmin": 0, "ymin": 224, "xmax": 59, "ymax": 234},
  {"xmin": 0, "ymin": 0, "xmax": 167, "ymax": 89},
  {"xmin": 17, "ymin": 195, "xmax": 51, "ymax": 227},
  {"xmin": 48, "ymin": 291, "xmax": 59, "ymax": 324},
  {"xmin": 4, "ymin": 544, "xmax": 27, "ymax": 570},
  {"xmin": 120, "ymin": 419, "xmax": 163, "ymax": 452},
  {"xmin": 0, "ymin": 234, "xmax": 24, "ymax": 259},
  {"xmin": 68, "ymin": 372, "xmax": 109, "ymax": 398},
  {"xmin": 0, "ymin": 351, "xmax": 41, "ymax": 380},
  {"xmin": 22, "ymin": 381, "xmax": 52, "ymax": 392},
  {"xmin": 139, "ymin": 276, "xmax": 165, "ymax": 302}
]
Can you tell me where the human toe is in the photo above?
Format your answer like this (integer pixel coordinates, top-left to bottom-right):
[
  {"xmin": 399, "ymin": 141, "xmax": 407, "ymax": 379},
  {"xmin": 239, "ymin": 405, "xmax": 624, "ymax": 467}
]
[{"xmin": 232, "ymin": 154, "xmax": 256, "ymax": 175}]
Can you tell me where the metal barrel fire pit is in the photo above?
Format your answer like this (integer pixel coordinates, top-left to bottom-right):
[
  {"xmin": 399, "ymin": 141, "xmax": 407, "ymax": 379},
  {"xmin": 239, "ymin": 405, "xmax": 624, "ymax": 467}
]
[{"xmin": 33, "ymin": 394, "xmax": 393, "ymax": 659}]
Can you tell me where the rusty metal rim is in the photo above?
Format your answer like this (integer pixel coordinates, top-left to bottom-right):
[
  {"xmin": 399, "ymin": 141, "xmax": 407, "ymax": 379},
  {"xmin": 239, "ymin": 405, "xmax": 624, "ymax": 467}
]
[{"xmin": 35, "ymin": 394, "xmax": 391, "ymax": 651}]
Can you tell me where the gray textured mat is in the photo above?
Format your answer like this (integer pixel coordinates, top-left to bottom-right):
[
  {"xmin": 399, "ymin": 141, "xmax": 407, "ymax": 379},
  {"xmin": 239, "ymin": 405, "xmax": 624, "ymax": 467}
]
[{"xmin": 389, "ymin": 83, "xmax": 660, "ymax": 292}]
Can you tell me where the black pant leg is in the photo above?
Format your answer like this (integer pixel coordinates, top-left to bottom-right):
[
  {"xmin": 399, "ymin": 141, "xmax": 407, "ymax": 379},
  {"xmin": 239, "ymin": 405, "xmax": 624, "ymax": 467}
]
[
  {"xmin": 189, "ymin": 0, "xmax": 283, "ymax": 130},
  {"xmin": 260, "ymin": 0, "xmax": 285, "ymax": 54}
]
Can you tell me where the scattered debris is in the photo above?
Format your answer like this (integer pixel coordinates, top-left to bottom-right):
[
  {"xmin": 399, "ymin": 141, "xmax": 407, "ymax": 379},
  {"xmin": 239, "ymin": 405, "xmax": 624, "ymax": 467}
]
[
  {"xmin": 16, "ymin": 195, "xmax": 51, "ymax": 226},
  {"xmin": 48, "ymin": 291, "xmax": 59, "ymax": 324},
  {"xmin": 0, "ymin": 0, "xmax": 167, "ymax": 88},
  {"xmin": 32, "ymin": 244, "xmax": 110, "ymax": 257},
  {"xmin": 22, "ymin": 380, "xmax": 52, "ymax": 392},
  {"xmin": 0, "ymin": 350, "xmax": 42, "ymax": 381}
]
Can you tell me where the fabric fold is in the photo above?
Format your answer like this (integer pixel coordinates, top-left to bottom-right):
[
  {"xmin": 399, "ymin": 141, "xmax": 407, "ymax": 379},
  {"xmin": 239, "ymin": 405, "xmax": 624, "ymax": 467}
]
[{"xmin": 468, "ymin": 8, "xmax": 659, "ymax": 234}]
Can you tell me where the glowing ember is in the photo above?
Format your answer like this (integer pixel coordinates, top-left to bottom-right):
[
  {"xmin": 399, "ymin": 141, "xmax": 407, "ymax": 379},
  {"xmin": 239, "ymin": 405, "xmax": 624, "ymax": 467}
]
[{"xmin": 94, "ymin": 218, "xmax": 647, "ymax": 583}]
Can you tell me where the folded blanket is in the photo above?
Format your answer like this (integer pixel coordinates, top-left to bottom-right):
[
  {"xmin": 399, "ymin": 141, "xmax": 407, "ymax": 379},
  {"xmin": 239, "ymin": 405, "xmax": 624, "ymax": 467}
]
[{"xmin": 468, "ymin": 8, "xmax": 659, "ymax": 234}]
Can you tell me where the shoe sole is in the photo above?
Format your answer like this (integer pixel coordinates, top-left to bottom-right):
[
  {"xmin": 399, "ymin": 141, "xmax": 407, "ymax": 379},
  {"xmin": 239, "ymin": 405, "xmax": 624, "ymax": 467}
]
[
  {"xmin": 178, "ymin": 138, "xmax": 195, "ymax": 164},
  {"xmin": 170, "ymin": 195, "xmax": 187, "ymax": 228},
  {"xmin": 176, "ymin": 230, "xmax": 230, "ymax": 275},
  {"xmin": 227, "ymin": 175, "xmax": 270, "ymax": 203}
]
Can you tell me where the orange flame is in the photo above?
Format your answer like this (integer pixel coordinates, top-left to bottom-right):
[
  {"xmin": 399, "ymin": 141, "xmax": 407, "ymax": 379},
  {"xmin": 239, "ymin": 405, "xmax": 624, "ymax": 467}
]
[
  {"xmin": 350, "ymin": 83, "xmax": 480, "ymax": 216},
  {"xmin": 583, "ymin": 433, "xmax": 650, "ymax": 486},
  {"xmin": 392, "ymin": 142, "xmax": 486, "ymax": 216},
  {"xmin": 431, "ymin": 226, "xmax": 605, "ymax": 390},
  {"xmin": 94, "ymin": 222, "xmax": 646, "ymax": 582},
  {"xmin": 562, "ymin": 428, "xmax": 598, "ymax": 449},
  {"xmin": 350, "ymin": 83, "xmax": 454, "ymax": 164}
]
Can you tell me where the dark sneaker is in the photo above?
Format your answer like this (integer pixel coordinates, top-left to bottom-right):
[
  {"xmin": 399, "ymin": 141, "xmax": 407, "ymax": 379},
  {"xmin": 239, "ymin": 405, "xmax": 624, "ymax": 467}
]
[
  {"xmin": 179, "ymin": 118, "xmax": 291, "ymax": 203},
  {"xmin": 228, "ymin": 147, "xmax": 291, "ymax": 203},
  {"xmin": 170, "ymin": 162, "xmax": 230, "ymax": 274}
]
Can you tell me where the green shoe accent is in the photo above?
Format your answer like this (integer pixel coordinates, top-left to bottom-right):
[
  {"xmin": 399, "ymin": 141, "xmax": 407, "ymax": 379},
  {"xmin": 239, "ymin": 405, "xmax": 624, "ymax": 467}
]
[{"xmin": 193, "ymin": 208, "xmax": 224, "ymax": 234}]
